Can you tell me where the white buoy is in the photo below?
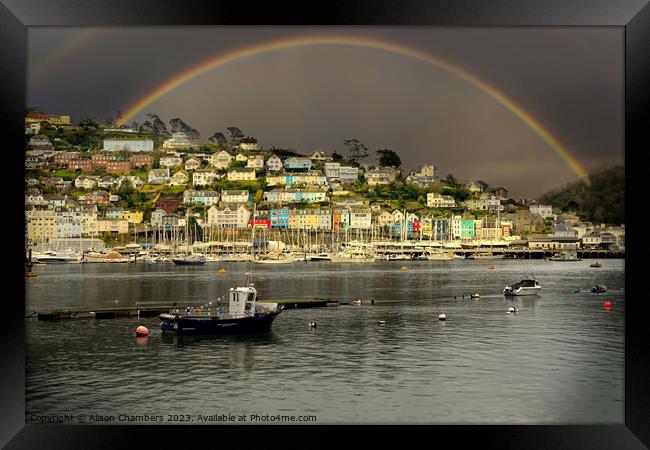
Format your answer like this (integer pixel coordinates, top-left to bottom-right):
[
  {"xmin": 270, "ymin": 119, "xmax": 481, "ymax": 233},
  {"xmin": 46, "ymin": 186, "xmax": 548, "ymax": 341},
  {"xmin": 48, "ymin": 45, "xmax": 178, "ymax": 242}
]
[
  {"xmin": 507, "ymin": 307, "xmax": 518, "ymax": 314},
  {"xmin": 309, "ymin": 322, "xmax": 317, "ymax": 328},
  {"xmin": 438, "ymin": 313, "xmax": 447, "ymax": 321},
  {"xmin": 378, "ymin": 320, "xmax": 386, "ymax": 325},
  {"xmin": 470, "ymin": 293, "xmax": 480, "ymax": 299}
]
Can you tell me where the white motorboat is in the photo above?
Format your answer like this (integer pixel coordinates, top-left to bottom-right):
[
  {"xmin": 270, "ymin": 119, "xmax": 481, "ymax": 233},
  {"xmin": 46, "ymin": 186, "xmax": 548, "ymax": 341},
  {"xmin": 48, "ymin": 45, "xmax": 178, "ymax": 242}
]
[
  {"xmin": 308, "ymin": 253, "xmax": 332, "ymax": 261},
  {"xmin": 503, "ymin": 278, "xmax": 542, "ymax": 296},
  {"xmin": 330, "ymin": 248, "xmax": 376, "ymax": 263},
  {"xmin": 33, "ymin": 250, "xmax": 82, "ymax": 264}
]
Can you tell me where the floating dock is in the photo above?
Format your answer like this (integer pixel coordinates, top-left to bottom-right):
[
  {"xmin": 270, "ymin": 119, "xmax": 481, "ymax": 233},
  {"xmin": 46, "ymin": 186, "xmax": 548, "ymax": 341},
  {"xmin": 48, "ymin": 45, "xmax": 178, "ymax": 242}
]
[{"xmin": 29, "ymin": 298, "xmax": 337, "ymax": 320}]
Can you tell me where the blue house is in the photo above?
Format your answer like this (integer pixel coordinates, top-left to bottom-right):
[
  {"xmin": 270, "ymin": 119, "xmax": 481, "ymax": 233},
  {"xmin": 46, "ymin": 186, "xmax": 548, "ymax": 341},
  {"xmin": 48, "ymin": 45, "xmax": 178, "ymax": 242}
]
[{"xmin": 270, "ymin": 208, "xmax": 289, "ymax": 228}]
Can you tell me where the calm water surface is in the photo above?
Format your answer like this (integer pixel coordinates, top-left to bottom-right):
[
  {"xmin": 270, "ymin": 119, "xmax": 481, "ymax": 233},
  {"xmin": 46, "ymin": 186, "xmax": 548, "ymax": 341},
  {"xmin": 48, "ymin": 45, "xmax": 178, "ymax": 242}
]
[{"xmin": 25, "ymin": 259, "xmax": 624, "ymax": 424}]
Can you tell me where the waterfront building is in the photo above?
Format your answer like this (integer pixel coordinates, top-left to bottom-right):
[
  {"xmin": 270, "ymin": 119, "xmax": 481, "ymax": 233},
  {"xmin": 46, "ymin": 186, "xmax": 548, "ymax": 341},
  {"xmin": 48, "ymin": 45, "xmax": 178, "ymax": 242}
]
[
  {"xmin": 266, "ymin": 155, "xmax": 283, "ymax": 172},
  {"xmin": 288, "ymin": 209, "xmax": 319, "ymax": 230},
  {"xmin": 54, "ymin": 207, "xmax": 82, "ymax": 238},
  {"xmin": 451, "ymin": 215, "xmax": 462, "ymax": 240},
  {"xmin": 528, "ymin": 236, "xmax": 582, "ymax": 250},
  {"xmin": 192, "ymin": 169, "xmax": 219, "ymax": 187},
  {"xmin": 332, "ymin": 208, "xmax": 350, "ymax": 231},
  {"xmin": 162, "ymin": 132, "xmax": 199, "ymax": 150},
  {"xmin": 349, "ymin": 209, "xmax": 372, "ymax": 230},
  {"xmin": 427, "ymin": 193, "xmax": 456, "ymax": 208},
  {"xmin": 375, "ymin": 211, "xmax": 394, "ymax": 227},
  {"xmin": 148, "ymin": 168, "xmax": 171, "ymax": 185},
  {"xmin": 207, "ymin": 204, "xmax": 251, "ymax": 228},
  {"xmin": 184, "ymin": 157, "xmax": 201, "ymax": 171},
  {"xmin": 284, "ymin": 157, "xmax": 312, "ymax": 172},
  {"xmin": 460, "ymin": 214, "xmax": 476, "ymax": 240},
  {"xmin": 81, "ymin": 205, "xmax": 99, "ymax": 237},
  {"xmin": 183, "ymin": 190, "xmax": 220, "ymax": 206},
  {"xmin": 97, "ymin": 218, "xmax": 130, "ymax": 234},
  {"xmin": 150, "ymin": 209, "xmax": 166, "ymax": 226},
  {"xmin": 103, "ymin": 139, "xmax": 154, "ymax": 152},
  {"xmin": 26, "ymin": 207, "xmax": 56, "ymax": 244},
  {"xmin": 270, "ymin": 208, "xmax": 290, "ymax": 228},
  {"xmin": 209, "ymin": 150, "xmax": 233, "ymax": 169},
  {"xmin": 227, "ymin": 167, "xmax": 256, "ymax": 181}
]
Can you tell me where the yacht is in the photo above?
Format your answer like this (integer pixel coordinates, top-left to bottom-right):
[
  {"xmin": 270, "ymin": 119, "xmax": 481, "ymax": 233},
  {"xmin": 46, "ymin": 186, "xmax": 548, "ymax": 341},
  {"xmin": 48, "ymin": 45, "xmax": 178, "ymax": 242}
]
[
  {"xmin": 308, "ymin": 252, "xmax": 332, "ymax": 261},
  {"xmin": 330, "ymin": 248, "xmax": 376, "ymax": 263},
  {"xmin": 503, "ymin": 278, "xmax": 542, "ymax": 296},
  {"xmin": 33, "ymin": 250, "xmax": 82, "ymax": 264}
]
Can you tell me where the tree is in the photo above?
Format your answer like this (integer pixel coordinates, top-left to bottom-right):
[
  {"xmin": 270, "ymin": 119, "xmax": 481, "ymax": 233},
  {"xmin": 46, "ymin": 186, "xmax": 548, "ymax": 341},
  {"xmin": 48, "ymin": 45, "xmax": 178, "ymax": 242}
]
[
  {"xmin": 376, "ymin": 149, "xmax": 401, "ymax": 168},
  {"xmin": 209, "ymin": 132, "xmax": 227, "ymax": 145},
  {"xmin": 227, "ymin": 127, "xmax": 245, "ymax": 144},
  {"xmin": 343, "ymin": 139, "xmax": 368, "ymax": 165},
  {"xmin": 331, "ymin": 151, "xmax": 345, "ymax": 163}
]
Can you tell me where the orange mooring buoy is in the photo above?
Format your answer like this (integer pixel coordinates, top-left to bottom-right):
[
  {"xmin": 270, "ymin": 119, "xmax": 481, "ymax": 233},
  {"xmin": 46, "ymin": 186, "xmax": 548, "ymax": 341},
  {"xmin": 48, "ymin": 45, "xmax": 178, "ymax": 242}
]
[{"xmin": 135, "ymin": 325, "xmax": 149, "ymax": 336}]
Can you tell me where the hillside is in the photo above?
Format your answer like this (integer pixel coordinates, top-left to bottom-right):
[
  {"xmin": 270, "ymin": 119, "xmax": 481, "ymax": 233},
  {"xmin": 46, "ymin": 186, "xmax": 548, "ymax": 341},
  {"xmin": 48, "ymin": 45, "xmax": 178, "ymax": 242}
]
[{"xmin": 538, "ymin": 166, "xmax": 624, "ymax": 224}]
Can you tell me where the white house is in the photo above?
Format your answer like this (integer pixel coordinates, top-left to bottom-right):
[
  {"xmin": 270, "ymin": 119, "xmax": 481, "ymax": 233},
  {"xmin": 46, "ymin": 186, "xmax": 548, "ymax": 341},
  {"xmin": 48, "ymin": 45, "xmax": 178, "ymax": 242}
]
[
  {"xmin": 529, "ymin": 204, "xmax": 554, "ymax": 219},
  {"xmin": 207, "ymin": 204, "xmax": 251, "ymax": 228},
  {"xmin": 209, "ymin": 150, "xmax": 232, "ymax": 169},
  {"xmin": 349, "ymin": 209, "xmax": 372, "ymax": 229},
  {"xmin": 221, "ymin": 190, "xmax": 250, "ymax": 204},
  {"xmin": 184, "ymin": 157, "xmax": 201, "ymax": 171},
  {"xmin": 192, "ymin": 169, "xmax": 220, "ymax": 187},
  {"xmin": 148, "ymin": 168, "xmax": 170, "ymax": 185},
  {"xmin": 427, "ymin": 193, "xmax": 456, "ymax": 208},
  {"xmin": 160, "ymin": 155, "xmax": 183, "ymax": 168},
  {"xmin": 170, "ymin": 170, "xmax": 189, "ymax": 186},
  {"xmin": 266, "ymin": 155, "xmax": 283, "ymax": 172},
  {"xmin": 246, "ymin": 154, "xmax": 265, "ymax": 169}
]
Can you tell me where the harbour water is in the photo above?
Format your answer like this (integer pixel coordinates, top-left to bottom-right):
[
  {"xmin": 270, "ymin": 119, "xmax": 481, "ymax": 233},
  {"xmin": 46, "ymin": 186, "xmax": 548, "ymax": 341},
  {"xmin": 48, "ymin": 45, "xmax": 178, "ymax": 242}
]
[{"xmin": 25, "ymin": 259, "xmax": 624, "ymax": 424}]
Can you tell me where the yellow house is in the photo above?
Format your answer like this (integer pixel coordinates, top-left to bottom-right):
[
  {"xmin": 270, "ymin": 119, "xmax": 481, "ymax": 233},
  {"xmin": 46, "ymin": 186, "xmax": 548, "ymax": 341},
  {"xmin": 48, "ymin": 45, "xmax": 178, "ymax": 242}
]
[
  {"xmin": 26, "ymin": 208, "xmax": 56, "ymax": 243},
  {"xmin": 288, "ymin": 209, "xmax": 319, "ymax": 230},
  {"xmin": 121, "ymin": 211, "xmax": 144, "ymax": 224}
]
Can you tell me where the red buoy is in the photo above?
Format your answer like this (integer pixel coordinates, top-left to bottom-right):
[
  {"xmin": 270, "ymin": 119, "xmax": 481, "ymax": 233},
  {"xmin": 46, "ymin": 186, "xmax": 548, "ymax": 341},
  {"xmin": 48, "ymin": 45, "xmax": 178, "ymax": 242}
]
[
  {"xmin": 135, "ymin": 325, "xmax": 149, "ymax": 336},
  {"xmin": 603, "ymin": 301, "xmax": 612, "ymax": 310}
]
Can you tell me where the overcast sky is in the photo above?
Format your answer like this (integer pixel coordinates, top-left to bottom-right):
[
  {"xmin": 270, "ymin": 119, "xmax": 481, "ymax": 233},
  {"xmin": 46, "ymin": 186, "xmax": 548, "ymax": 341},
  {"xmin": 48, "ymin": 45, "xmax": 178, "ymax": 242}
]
[{"xmin": 27, "ymin": 27, "xmax": 623, "ymax": 197}]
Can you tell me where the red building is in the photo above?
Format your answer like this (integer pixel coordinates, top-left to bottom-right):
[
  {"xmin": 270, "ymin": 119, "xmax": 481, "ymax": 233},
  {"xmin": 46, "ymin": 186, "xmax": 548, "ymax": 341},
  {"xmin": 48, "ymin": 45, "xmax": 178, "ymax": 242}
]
[
  {"xmin": 130, "ymin": 154, "xmax": 154, "ymax": 168},
  {"xmin": 106, "ymin": 161, "xmax": 133, "ymax": 174},
  {"xmin": 91, "ymin": 153, "xmax": 116, "ymax": 168},
  {"xmin": 53, "ymin": 152, "xmax": 81, "ymax": 166},
  {"xmin": 67, "ymin": 159, "xmax": 94, "ymax": 171}
]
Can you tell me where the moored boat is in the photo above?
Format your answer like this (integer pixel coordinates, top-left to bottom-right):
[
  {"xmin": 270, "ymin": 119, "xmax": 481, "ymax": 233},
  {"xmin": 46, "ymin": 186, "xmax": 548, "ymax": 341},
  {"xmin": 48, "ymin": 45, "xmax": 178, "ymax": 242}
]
[
  {"xmin": 172, "ymin": 254, "xmax": 207, "ymax": 265},
  {"xmin": 159, "ymin": 275, "xmax": 283, "ymax": 334},
  {"xmin": 503, "ymin": 278, "xmax": 541, "ymax": 296}
]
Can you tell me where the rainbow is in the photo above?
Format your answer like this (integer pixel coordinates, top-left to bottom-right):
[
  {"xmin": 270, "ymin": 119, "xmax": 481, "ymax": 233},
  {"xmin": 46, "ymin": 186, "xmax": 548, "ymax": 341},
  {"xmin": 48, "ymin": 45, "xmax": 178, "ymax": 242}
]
[
  {"xmin": 31, "ymin": 28, "xmax": 99, "ymax": 84},
  {"xmin": 117, "ymin": 34, "xmax": 588, "ymax": 179}
]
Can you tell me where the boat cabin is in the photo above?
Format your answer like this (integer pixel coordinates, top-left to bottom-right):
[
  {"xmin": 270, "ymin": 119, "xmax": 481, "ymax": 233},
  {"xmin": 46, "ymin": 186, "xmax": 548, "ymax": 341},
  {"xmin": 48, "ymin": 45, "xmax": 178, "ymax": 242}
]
[{"xmin": 228, "ymin": 285, "xmax": 257, "ymax": 316}]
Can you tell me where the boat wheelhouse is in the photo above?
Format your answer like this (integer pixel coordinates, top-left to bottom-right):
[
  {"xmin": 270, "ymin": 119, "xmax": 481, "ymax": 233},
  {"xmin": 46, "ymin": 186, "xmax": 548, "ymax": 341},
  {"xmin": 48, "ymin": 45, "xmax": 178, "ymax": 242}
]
[
  {"xmin": 503, "ymin": 278, "xmax": 541, "ymax": 296},
  {"xmin": 160, "ymin": 276, "xmax": 282, "ymax": 334}
]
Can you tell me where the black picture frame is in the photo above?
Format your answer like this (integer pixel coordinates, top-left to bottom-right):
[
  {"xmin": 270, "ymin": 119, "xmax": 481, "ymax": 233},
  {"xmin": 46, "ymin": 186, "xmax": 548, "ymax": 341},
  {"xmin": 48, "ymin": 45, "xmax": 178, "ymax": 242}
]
[{"xmin": 3, "ymin": 0, "xmax": 648, "ymax": 448}]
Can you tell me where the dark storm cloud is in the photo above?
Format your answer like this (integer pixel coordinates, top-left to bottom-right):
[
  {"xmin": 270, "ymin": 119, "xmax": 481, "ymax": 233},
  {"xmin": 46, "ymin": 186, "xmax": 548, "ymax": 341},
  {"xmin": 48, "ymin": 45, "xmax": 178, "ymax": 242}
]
[{"xmin": 27, "ymin": 27, "xmax": 623, "ymax": 197}]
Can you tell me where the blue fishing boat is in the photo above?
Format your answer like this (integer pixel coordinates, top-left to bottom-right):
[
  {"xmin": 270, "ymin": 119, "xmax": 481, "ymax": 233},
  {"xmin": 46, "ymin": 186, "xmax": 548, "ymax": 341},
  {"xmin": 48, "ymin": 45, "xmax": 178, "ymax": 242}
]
[{"xmin": 160, "ymin": 274, "xmax": 282, "ymax": 334}]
